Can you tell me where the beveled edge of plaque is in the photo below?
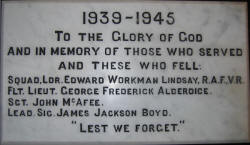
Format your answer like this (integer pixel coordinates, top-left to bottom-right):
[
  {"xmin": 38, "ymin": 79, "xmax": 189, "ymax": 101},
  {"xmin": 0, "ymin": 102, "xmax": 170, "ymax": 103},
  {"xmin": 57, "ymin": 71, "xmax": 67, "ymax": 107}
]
[
  {"xmin": 1, "ymin": 140, "xmax": 250, "ymax": 145},
  {"xmin": 1, "ymin": 0, "xmax": 4, "ymax": 145},
  {"xmin": 246, "ymin": 1, "xmax": 250, "ymax": 142}
]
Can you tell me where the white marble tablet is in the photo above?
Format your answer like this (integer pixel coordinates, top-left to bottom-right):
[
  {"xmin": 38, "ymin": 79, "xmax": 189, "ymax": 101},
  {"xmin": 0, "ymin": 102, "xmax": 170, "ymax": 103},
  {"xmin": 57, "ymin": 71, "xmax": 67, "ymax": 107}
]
[{"xmin": 1, "ymin": 1, "xmax": 249, "ymax": 144}]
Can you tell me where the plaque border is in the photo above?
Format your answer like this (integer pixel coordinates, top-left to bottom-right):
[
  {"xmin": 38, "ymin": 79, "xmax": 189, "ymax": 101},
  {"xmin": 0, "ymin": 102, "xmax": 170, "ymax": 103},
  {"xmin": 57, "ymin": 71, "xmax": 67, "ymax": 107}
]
[{"xmin": 0, "ymin": 0, "xmax": 249, "ymax": 145}]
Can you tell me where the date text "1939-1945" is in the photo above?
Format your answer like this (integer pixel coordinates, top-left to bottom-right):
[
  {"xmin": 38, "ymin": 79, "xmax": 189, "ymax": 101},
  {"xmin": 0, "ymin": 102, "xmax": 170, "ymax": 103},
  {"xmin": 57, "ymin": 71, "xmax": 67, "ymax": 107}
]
[{"xmin": 83, "ymin": 11, "xmax": 175, "ymax": 25}]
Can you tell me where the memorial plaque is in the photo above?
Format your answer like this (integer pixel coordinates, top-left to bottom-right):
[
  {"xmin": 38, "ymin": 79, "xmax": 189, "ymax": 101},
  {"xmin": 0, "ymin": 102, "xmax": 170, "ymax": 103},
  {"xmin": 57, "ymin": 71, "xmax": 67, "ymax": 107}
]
[{"xmin": 0, "ymin": 0, "xmax": 249, "ymax": 144}]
